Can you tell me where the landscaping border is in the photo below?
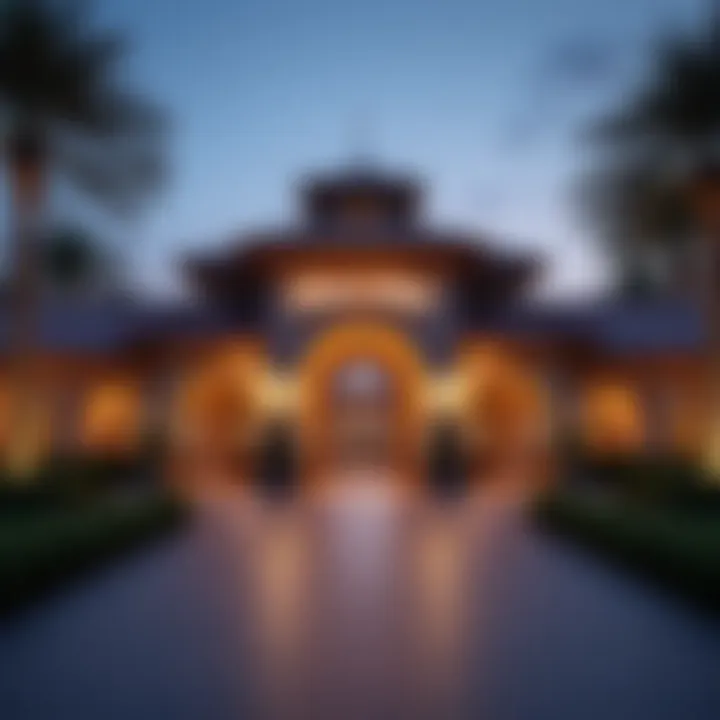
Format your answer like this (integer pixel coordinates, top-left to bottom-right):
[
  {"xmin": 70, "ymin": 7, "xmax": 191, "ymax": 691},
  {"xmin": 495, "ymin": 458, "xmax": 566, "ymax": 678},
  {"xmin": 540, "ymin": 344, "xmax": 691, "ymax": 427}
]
[
  {"xmin": 0, "ymin": 490, "xmax": 186, "ymax": 614},
  {"xmin": 536, "ymin": 491, "xmax": 720, "ymax": 614}
]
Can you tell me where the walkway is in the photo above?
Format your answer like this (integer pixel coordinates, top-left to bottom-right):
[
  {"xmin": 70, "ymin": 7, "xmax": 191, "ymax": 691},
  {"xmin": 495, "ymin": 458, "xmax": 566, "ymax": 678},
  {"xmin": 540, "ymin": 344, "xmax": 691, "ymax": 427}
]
[{"xmin": 1, "ymin": 481, "xmax": 718, "ymax": 719}]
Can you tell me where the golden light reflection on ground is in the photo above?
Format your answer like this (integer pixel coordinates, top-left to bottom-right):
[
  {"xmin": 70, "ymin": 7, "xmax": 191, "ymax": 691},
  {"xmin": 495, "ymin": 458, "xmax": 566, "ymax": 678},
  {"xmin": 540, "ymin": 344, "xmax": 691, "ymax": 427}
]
[
  {"xmin": 3, "ymin": 475, "xmax": 718, "ymax": 720},
  {"xmin": 217, "ymin": 474, "xmax": 526, "ymax": 720}
]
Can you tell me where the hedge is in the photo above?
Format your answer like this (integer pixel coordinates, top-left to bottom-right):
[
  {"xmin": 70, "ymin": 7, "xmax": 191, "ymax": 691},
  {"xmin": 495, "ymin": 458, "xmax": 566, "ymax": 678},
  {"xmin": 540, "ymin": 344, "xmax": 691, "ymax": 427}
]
[
  {"xmin": 0, "ymin": 447, "xmax": 169, "ymax": 515},
  {"xmin": 562, "ymin": 447, "xmax": 720, "ymax": 512},
  {"xmin": 536, "ymin": 491, "xmax": 720, "ymax": 614},
  {"xmin": 0, "ymin": 490, "xmax": 185, "ymax": 614}
]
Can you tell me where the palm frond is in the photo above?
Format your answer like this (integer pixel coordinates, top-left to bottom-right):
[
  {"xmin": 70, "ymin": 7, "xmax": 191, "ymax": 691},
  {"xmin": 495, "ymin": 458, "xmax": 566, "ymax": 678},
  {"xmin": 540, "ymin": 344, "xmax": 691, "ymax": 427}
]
[
  {"xmin": 581, "ymin": 9, "xmax": 720, "ymax": 276},
  {"xmin": 55, "ymin": 122, "xmax": 166, "ymax": 214},
  {"xmin": 0, "ymin": 0, "xmax": 166, "ymax": 212}
]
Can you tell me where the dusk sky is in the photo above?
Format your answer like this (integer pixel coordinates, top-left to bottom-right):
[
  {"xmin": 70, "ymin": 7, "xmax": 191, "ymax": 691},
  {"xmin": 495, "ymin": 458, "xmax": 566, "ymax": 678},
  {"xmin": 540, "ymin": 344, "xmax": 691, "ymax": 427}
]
[{"xmin": 38, "ymin": 0, "xmax": 711, "ymax": 298}]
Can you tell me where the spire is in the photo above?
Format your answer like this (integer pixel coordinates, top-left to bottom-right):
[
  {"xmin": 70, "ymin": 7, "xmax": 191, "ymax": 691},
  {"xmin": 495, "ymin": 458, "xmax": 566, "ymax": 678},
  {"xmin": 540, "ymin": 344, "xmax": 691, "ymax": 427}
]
[{"xmin": 347, "ymin": 112, "xmax": 377, "ymax": 171}]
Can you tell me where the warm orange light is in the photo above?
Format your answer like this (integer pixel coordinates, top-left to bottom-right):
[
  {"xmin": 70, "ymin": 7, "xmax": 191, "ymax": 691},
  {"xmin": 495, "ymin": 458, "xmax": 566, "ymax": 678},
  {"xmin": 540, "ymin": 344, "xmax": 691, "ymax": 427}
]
[
  {"xmin": 583, "ymin": 383, "xmax": 644, "ymax": 453},
  {"xmin": 173, "ymin": 359, "xmax": 250, "ymax": 456},
  {"xmin": 298, "ymin": 321, "xmax": 427, "ymax": 482},
  {"xmin": 82, "ymin": 383, "xmax": 141, "ymax": 454},
  {"xmin": 472, "ymin": 359, "xmax": 549, "ymax": 456},
  {"xmin": 283, "ymin": 270, "xmax": 441, "ymax": 315}
]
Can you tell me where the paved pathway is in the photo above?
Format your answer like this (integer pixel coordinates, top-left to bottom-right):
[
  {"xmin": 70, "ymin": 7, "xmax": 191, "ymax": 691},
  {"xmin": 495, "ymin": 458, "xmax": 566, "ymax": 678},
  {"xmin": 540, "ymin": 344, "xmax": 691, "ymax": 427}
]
[{"xmin": 1, "ymin": 482, "xmax": 718, "ymax": 719}]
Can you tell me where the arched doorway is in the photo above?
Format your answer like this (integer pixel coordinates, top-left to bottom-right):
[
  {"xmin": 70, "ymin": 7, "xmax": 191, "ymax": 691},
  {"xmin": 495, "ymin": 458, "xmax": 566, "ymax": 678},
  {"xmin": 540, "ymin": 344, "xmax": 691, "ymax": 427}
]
[
  {"xmin": 170, "ymin": 354, "xmax": 252, "ymax": 483},
  {"xmin": 298, "ymin": 322, "xmax": 426, "ymax": 484},
  {"xmin": 329, "ymin": 359, "xmax": 396, "ymax": 471},
  {"xmin": 465, "ymin": 349, "xmax": 551, "ymax": 483}
]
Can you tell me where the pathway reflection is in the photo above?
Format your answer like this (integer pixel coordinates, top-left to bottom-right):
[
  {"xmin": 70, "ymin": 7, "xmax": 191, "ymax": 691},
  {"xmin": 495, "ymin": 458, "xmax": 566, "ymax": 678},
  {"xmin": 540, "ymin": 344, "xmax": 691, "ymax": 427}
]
[
  {"xmin": 2, "ymin": 480, "xmax": 717, "ymax": 720},
  {"xmin": 245, "ymin": 480, "xmax": 482, "ymax": 720}
]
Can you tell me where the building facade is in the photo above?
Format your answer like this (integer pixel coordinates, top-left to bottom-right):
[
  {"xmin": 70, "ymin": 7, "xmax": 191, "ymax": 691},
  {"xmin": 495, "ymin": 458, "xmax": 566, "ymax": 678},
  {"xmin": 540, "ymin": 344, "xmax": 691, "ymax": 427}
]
[{"xmin": 2, "ymin": 167, "xmax": 711, "ymax": 485}]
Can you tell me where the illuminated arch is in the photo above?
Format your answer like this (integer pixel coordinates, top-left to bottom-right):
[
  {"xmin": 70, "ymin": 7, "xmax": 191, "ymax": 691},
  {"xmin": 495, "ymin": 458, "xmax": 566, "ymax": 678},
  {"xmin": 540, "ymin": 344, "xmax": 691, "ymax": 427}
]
[
  {"xmin": 170, "ymin": 351, "xmax": 255, "ymax": 479},
  {"xmin": 81, "ymin": 381, "xmax": 142, "ymax": 455},
  {"xmin": 583, "ymin": 382, "xmax": 645, "ymax": 454},
  {"xmin": 464, "ymin": 346, "xmax": 551, "ymax": 480},
  {"xmin": 298, "ymin": 322, "xmax": 427, "ymax": 483}
]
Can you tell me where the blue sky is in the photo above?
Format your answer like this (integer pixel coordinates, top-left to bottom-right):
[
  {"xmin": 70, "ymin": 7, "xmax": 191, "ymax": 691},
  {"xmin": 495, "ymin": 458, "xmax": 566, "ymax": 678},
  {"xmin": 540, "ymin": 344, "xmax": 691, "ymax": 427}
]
[{"xmin": 53, "ymin": 0, "xmax": 710, "ymax": 297}]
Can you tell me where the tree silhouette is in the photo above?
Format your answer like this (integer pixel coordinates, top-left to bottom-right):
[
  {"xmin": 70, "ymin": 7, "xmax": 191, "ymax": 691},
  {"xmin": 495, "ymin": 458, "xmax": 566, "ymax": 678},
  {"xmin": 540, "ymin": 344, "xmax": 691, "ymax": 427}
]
[
  {"xmin": 580, "ymin": 13, "xmax": 720, "ymax": 290},
  {"xmin": 41, "ymin": 226, "xmax": 117, "ymax": 296},
  {"xmin": 0, "ymin": 0, "xmax": 165, "ymax": 474}
]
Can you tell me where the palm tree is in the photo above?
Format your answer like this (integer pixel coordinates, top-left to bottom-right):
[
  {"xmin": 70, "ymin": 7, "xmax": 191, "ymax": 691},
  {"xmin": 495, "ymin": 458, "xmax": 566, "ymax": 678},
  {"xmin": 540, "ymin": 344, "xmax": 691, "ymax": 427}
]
[
  {"xmin": 579, "ymin": 154, "xmax": 689, "ymax": 295},
  {"xmin": 41, "ymin": 226, "xmax": 116, "ymax": 296},
  {"xmin": 582, "ymin": 9, "xmax": 720, "ymax": 475},
  {"xmin": 581, "ymin": 13, "xmax": 720, "ymax": 285},
  {"xmin": 0, "ymin": 0, "xmax": 165, "ymax": 476},
  {"xmin": 0, "ymin": 227, "xmax": 118, "ymax": 298}
]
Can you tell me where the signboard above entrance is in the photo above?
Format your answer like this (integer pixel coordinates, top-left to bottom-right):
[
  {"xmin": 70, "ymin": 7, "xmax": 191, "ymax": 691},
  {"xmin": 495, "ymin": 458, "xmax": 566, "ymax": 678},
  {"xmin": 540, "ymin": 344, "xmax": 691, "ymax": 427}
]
[{"xmin": 281, "ymin": 270, "xmax": 442, "ymax": 316}]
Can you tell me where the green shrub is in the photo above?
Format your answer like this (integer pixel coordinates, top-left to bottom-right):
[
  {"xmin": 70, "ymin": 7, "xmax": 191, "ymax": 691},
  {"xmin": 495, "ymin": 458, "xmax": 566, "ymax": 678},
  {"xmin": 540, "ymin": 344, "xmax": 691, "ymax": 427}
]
[
  {"xmin": 0, "ymin": 448, "xmax": 168, "ymax": 518},
  {"xmin": 0, "ymin": 490, "xmax": 185, "ymax": 614},
  {"xmin": 563, "ymin": 445, "xmax": 720, "ymax": 511},
  {"xmin": 0, "ymin": 482, "xmax": 64, "ymax": 516},
  {"xmin": 536, "ymin": 491, "xmax": 720, "ymax": 613}
]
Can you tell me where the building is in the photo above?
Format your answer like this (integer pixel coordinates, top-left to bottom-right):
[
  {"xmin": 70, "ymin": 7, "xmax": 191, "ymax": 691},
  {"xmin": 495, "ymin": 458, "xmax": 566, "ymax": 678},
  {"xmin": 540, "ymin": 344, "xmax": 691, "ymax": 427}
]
[{"xmin": 1, "ymin": 166, "xmax": 711, "ymax": 486}]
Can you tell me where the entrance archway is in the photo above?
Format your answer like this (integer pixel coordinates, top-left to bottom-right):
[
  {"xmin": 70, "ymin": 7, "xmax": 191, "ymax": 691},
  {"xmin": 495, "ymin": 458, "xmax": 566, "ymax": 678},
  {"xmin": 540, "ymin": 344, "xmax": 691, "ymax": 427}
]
[{"xmin": 298, "ymin": 322, "xmax": 427, "ymax": 484}]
